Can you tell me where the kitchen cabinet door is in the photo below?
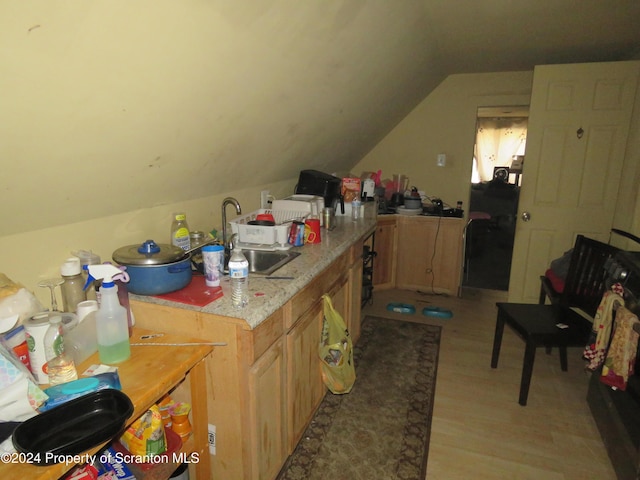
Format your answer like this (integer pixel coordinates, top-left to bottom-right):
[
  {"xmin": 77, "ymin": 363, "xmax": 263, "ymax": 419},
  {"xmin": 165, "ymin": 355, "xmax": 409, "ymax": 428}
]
[
  {"xmin": 349, "ymin": 251, "xmax": 363, "ymax": 344},
  {"xmin": 247, "ymin": 336, "xmax": 286, "ymax": 480},
  {"xmin": 395, "ymin": 216, "xmax": 463, "ymax": 295},
  {"xmin": 330, "ymin": 274, "xmax": 349, "ymax": 332},
  {"xmin": 373, "ymin": 217, "xmax": 397, "ymax": 289},
  {"xmin": 286, "ymin": 301, "xmax": 325, "ymax": 453}
]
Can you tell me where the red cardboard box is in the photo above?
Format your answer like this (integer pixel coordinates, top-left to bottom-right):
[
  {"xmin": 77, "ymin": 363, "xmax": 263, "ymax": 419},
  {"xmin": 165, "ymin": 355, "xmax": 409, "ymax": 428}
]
[{"xmin": 341, "ymin": 177, "xmax": 361, "ymax": 203}]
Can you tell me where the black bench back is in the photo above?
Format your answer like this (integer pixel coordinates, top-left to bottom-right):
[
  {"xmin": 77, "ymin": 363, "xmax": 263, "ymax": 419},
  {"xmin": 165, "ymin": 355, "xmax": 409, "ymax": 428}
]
[{"xmin": 562, "ymin": 234, "xmax": 620, "ymax": 317}]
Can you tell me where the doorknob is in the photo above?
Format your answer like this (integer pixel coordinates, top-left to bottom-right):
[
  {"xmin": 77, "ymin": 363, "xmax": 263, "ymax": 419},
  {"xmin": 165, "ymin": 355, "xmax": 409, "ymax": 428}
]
[{"xmin": 521, "ymin": 211, "xmax": 531, "ymax": 222}]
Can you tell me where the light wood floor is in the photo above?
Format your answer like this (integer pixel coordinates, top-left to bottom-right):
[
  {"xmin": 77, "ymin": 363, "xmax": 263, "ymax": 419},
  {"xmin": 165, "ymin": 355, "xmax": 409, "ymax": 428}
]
[{"xmin": 362, "ymin": 287, "xmax": 617, "ymax": 480}]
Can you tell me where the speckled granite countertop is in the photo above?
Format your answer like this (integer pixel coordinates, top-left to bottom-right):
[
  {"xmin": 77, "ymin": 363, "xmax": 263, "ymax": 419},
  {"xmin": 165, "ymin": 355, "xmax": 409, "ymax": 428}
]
[{"xmin": 129, "ymin": 210, "xmax": 377, "ymax": 329}]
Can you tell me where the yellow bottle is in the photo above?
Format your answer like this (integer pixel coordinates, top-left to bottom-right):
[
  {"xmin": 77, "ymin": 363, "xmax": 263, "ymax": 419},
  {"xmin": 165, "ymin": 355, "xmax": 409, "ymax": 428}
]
[{"xmin": 171, "ymin": 213, "xmax": 191, "ymax": 251}]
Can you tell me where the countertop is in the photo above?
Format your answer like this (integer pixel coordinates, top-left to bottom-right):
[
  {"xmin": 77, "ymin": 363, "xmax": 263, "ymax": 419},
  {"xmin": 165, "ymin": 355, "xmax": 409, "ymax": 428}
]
[{"xmin": 129, "ymin": 207, "xmax": 377, "ymax": 330}]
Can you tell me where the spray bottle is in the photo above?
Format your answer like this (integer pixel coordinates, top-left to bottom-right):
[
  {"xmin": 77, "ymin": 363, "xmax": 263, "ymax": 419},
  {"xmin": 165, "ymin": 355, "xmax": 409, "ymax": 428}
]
[{"xmin": 86, "ymin": 264, "xmax": 131, "ymax": 364}]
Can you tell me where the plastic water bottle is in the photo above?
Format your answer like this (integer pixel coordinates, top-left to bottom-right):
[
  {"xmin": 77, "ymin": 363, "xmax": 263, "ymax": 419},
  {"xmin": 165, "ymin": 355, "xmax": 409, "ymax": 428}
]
[
  {"xmin": 228, "ymin": 248, "xmax": 249, "ymax": 308},
  {"xmin": 44, "ymin": 315, "xmax": 78, "ymax": 385},
  {"xmin": 96, "ymin": 281, "xmax": 131, "ymax": 364}
]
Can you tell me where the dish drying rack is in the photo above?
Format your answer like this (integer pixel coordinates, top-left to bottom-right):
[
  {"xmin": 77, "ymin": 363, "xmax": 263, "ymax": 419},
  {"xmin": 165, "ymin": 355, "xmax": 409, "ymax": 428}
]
[{"xmin": 229, "ymin": 208, "xmax": 311, "ymax": 250}]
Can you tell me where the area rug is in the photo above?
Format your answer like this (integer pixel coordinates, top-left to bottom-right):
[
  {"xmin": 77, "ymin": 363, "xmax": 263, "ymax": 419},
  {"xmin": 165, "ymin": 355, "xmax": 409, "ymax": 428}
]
[{"xmin": 277, "ymin": 316, "xmax": 441, "ymax": 480}]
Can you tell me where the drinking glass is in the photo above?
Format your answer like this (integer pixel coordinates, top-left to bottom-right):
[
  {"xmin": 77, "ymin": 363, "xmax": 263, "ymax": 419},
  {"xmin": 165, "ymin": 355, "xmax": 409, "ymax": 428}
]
[{"xmin": 38, "ymin": 277, "xmax": 64, "ymax": 312}]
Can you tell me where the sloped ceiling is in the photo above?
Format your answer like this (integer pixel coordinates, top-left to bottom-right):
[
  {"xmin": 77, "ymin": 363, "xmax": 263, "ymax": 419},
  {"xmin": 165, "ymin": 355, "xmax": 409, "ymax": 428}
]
[
  {"xmin": 424, "ymin": 1, "xmax": 640, "ymax": 73},
  {"xmin": 2, "ymin": 1, "xmax": 640, "ymax": 235}
]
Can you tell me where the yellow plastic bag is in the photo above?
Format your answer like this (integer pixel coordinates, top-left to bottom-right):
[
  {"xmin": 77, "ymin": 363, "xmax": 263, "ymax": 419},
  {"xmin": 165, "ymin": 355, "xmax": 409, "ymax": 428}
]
[
  {"xmin": 119, "ymin": 404, "xmax": 167, "ymax": 456},
  {"xmin": 319, "ymin": 294, "xmax": 356, "ymax": 394}
]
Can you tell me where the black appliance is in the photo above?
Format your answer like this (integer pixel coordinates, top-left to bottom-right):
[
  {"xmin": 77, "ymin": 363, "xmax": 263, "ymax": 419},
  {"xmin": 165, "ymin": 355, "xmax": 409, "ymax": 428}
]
[
  {"xmin": 389, "ymin": 192, "xmax": 404, "ymax": 209},
  {"xmin": 362, "ymin": 233, "xmax": 376, "ymax": 307},
  {"xmin": 294, "ymin": 170, "xmax": 344, "ymax": 214}
]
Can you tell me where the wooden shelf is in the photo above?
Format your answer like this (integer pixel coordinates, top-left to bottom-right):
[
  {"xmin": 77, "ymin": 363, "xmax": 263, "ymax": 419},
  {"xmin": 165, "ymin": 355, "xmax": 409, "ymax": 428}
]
[{"xmin": 1, "ymin": 327, "xmax": 213, "ymax": 480}]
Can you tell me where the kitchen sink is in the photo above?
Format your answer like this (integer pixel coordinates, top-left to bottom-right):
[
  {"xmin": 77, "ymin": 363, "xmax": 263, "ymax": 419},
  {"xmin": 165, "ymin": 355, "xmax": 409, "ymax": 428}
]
[{"xmin": 243, "ymin": 249, "xmax": 300, "ymax": 275}]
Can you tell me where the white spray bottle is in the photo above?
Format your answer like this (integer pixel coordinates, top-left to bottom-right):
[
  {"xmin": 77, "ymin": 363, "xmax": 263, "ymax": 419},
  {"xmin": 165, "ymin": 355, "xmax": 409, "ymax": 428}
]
[{"xmin": 86, "ymin": 264, "xmax": 131, "ymax": 364}]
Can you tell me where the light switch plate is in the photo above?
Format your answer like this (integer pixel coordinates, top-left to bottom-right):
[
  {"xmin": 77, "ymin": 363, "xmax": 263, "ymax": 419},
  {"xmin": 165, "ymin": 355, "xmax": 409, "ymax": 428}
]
[
  {"xmin": 260, "ymin": 190, "xmax": 270, "ymax": 209},
  {"xmin": 437, "ymin": 154, "xmax": 446, "ymax": 167}
]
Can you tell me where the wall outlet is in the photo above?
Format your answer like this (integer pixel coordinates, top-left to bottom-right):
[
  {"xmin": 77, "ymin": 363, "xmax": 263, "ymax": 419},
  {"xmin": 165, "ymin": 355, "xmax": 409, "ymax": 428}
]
[
  {"xmin": 208, "ymin": 424, "xmax": 216, "ymax": 455},
  {"xmin": 260, "ymin": 190, "xmax": 270, "ymax": 209},
  {"xmin": 437, "ymin": 153, "xmax": 447, "ymax": 167}
]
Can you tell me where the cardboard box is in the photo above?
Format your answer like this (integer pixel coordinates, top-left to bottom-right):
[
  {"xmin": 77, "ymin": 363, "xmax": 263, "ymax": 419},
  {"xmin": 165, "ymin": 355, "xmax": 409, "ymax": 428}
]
[{"xmin": 341, "ymin": 177, "xmax": 361, "ymax": 203}]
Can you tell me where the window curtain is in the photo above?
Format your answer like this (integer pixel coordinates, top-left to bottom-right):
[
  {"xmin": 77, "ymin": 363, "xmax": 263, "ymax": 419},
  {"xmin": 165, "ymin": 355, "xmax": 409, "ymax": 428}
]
[{"xmin": 473, "ymin": 117, "xmax": 527, "ymax": 183}]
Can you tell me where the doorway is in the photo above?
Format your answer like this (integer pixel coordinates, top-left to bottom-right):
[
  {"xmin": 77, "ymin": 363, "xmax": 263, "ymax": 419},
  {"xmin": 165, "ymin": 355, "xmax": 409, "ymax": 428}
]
[{"xmin": 463, "ymin": 106, "xmax": 528, "ymax": 291}]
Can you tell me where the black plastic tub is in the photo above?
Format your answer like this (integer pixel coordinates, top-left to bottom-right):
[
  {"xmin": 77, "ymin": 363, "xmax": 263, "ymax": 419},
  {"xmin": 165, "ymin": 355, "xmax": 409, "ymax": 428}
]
[{"xmin": 12, "ymin": 389, "xmax": 134, "ymax": 466}]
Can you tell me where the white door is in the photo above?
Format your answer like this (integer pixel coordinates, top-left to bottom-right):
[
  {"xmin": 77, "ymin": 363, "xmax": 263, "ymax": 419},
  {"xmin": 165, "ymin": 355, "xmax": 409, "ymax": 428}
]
[{"xmin": 508, "ymin": 61, "xmax": 640, "ymax": 303}]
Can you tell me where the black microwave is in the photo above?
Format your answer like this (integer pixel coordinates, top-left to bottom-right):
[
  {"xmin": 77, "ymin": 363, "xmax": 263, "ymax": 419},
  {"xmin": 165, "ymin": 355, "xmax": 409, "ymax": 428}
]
[{"xmin": 294, "ymin": 170, "xmax": 344, "ymax": 213}]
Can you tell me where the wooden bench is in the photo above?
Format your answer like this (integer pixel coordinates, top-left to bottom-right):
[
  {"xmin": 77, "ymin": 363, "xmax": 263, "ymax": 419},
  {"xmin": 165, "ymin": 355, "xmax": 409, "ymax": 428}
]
[{"xmin": 491, "ymin": 234, "xmax": 620, "ymax": 405}]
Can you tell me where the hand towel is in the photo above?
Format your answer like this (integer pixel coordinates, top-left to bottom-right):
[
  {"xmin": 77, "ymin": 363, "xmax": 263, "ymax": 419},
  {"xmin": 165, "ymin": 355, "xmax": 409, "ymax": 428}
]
[
  {"xmin": 583, "ymin": 290, "xmax": 624, "ymax": 371},
  {"xmin": 600, "ymin": 305, "xmax": 640, "ymax": 391}
]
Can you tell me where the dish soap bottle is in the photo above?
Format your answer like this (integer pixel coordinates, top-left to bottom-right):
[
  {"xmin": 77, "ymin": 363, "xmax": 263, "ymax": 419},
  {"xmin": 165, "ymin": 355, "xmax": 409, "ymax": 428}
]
[
  {"xmin": 44, "ymin": 315, "xmax": 78, "ymax": 385},
  {"xmin": 171, "ymin": 212, "xmax": 191, "ymax": 251},
  {"xmin": 87, "ymin": 264, "xmax": 131, "ymax": 364}
]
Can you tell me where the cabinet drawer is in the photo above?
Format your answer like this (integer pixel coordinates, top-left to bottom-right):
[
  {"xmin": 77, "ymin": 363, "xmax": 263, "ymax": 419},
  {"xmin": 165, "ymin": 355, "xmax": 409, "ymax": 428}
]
[
  {"xmin": 288, "ymin": 250, "xmax": 349, "ymax": 328},
  {"xmin": 242, "ymin": 308, "xmax": 284, "ymax": 365}
]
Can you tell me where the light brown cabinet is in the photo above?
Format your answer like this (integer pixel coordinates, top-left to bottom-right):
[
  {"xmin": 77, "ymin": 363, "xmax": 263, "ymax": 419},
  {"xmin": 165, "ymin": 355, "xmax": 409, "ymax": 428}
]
[
  {"xmin": 286, "ymin": 301, "xmax": 324, "ymax": 452},
  {"xmin": 372, "ymin": 216, "xmax": 397, "ymax": 289},
  {"xmin": 348, "ymin": 250, "xmax": 363, "ymax": 342},
  {"xmin": 285, "ymin": 244, "xmax": 359, "ymax": 453},
  {"xmin": 395, "ymin": 215, "xmax": 464, "ymax": 295},
  {"xmin": 247, "ymin": 337, "xmax": 286, "ymax": 480},
  {"xmin": 131, "ymin": 232, "xmax": 369, "ymax": 480}
]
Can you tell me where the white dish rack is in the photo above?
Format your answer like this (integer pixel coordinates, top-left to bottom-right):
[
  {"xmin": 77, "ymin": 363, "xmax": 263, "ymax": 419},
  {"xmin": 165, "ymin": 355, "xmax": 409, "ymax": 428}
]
[{"xmin": 229, "ymin": 208, "xmax": 311, "ymax": 250}]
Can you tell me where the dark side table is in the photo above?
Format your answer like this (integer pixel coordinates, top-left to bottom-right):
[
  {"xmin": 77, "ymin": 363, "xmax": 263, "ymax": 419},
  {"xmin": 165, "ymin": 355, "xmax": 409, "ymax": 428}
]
[{"xmin": 491, "ymin": 302, "xmax": 592, "ymax": 405}]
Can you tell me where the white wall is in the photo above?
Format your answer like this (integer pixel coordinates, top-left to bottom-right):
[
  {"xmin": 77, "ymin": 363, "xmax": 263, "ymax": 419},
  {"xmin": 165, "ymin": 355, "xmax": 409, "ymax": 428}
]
[
  {"xmin": 352, "ymin": 71, "xmax": 534, "ymax": 210},
  {"xmin": 0, "ymin": 71, "xmax": 543, "ymax": 307},
  {"xmin": 353, "ymin": 69, "xmax": 640, "ymax": 251},
  {"xmin": 1, "ymin": 1, "xmax": 442, "ymax": 235},
  {"xmin": 0, "ymin": 179, "xmax": 296, "ymax": 308}
]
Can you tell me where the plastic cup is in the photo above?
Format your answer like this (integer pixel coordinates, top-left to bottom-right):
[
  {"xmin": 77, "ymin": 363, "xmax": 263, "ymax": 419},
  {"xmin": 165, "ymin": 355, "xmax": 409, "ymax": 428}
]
[{"xmin": 202, "ymin": 245, "xmax": 225, "ymax": 287}]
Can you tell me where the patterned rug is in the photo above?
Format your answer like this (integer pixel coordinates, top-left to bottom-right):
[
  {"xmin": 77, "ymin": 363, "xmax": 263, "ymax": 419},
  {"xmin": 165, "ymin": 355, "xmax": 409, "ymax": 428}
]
[{"xmin": 277, "ymin": 316, "xmax": 441, "ymax": 480}]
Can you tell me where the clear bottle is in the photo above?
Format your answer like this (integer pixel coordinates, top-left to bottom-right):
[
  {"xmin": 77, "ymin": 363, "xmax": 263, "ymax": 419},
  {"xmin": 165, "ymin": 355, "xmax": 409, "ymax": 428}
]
[
  {"xmin": 44, "ymin": 315, "xmax": 78, "ymax": 385},
  {"xmin": 351, "ymin": 199, "xmax": 362, "ymax": 221},
  {"xmin": 74, "ymin": 250, "xmax": 101, "ymax": 302},
  {"xmin": 89, "ymin": 265, "xmax": 131, "ymax": 364},
  {"xmin": 171, "ymin": 213, "xmax": 191, "ymax": 251},
  {"xmin": 65, "ymin": 309, "xmax": 98, "ymax": 366},
  {"xmin": 115, "ymin": 273, "xmax": 134, "ymax": 337},
  {"xmin": 61, "ymin": 257, "xmax": 87, "ymax": 313},
  {"xmin": 228, "ymin": 248, "xmax": 249, "ymax": 308}
]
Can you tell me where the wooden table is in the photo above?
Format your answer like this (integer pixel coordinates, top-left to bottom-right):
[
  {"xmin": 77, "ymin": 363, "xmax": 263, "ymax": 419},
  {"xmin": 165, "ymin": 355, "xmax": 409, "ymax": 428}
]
[
  {"xmin": 491, "ymin": 302, "xmax": 591, "ymax": 406},
  {"xmin": 1, "ymin": 327, "xmax": 214, "ymax": 479}
]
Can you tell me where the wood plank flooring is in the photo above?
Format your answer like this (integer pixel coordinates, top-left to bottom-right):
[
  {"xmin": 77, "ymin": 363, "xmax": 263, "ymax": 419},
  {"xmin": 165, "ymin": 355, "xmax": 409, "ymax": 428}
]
[{"xmin": 361, "ymin": 287, "xmax": 617, "ymax": 480}]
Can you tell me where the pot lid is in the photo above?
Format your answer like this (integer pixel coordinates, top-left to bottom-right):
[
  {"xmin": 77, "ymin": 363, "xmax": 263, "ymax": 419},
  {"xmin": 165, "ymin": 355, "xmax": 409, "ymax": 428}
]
[{"xmin": 112, "ymin": 240, "xmax": 188, "ymax": 266}]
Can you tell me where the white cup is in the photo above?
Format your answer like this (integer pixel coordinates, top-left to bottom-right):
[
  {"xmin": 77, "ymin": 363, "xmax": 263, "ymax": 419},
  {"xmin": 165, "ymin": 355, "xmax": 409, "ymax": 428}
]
[{"xmin": 202, "ymin": 245, "xmax": 225, "ymax": 287}]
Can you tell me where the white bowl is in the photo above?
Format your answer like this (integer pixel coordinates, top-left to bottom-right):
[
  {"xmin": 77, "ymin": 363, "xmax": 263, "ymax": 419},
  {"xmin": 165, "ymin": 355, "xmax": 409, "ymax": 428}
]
[{"xmin": 396, "ymin": 206, "xmax": 422, "ymax": 216}]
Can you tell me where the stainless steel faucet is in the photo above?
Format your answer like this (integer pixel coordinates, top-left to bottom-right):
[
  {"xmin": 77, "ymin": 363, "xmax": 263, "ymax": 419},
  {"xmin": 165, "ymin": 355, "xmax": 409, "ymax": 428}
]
[{"xmin": 221, "ymin": 197, "xmax": 242, "ymax": 261}]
